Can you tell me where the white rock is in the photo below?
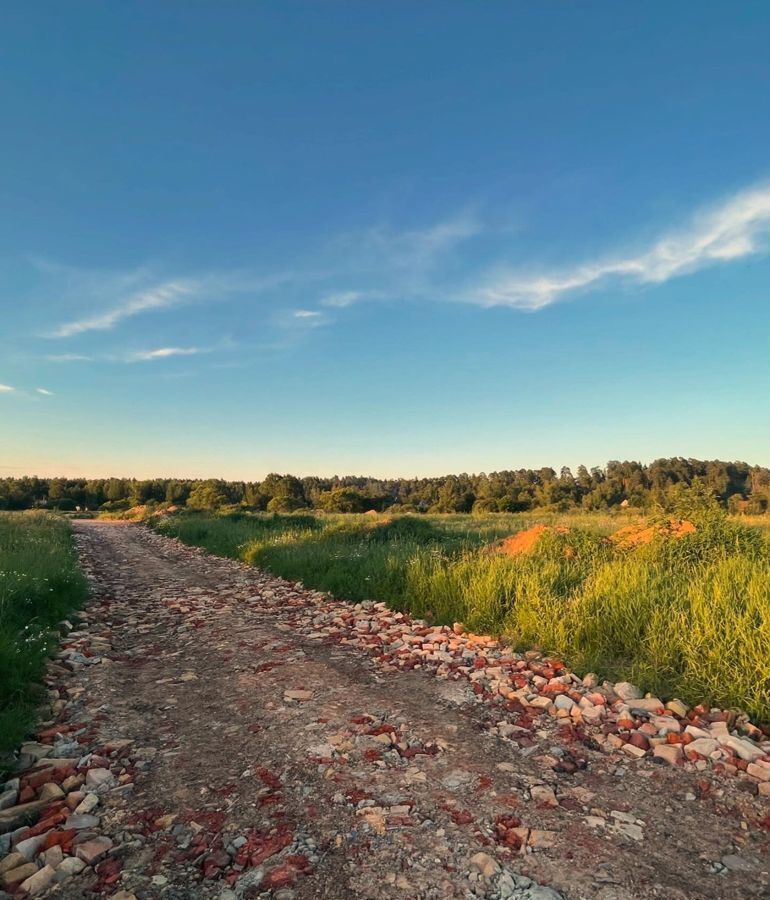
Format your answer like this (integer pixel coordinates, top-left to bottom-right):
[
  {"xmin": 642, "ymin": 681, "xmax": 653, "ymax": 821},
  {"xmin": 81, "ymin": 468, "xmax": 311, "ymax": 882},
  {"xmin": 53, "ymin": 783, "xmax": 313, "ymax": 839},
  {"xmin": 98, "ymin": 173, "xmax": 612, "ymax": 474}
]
[
  {"xmin": 85, "ymin": 767, "xmax": 116, "ymax": 790},
  {"xmin": 613, "ymin": 682, "xmax": 643, "ymax": 701},
  {"xmin": 686, "ymin": 738, "xmax": 719, "ymax": 756},
  {"xmin": 721, "ymin": 735, "xmax": 765, "ymax": 762},
  {"xmin": 74, "ymin": 792, "xmax": 100, "ymax": 814}
]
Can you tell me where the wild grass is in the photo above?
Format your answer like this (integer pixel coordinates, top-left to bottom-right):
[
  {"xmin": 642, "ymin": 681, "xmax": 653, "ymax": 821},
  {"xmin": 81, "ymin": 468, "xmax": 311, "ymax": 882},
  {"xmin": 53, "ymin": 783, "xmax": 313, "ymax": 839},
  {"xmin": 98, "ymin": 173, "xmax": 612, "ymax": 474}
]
[
  {"xmin": 0, "ymin": 512, "xmax": 88, "ymax": 753},
  {"xmin": 155, "ymin": 509, "xmax": 770, "ymax": 721}
]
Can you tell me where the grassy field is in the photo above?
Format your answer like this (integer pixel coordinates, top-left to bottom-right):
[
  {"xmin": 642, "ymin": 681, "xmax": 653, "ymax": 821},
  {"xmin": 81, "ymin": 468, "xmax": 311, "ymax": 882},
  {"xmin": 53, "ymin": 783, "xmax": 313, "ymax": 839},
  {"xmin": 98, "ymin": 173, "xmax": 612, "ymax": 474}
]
[
  {"xmin": 155, "ymin": 508, "xmax": 770, "ymax": 722},
  {"xmin": 0, "ymin": 512, "xmax": 88, "ymax": 753}
]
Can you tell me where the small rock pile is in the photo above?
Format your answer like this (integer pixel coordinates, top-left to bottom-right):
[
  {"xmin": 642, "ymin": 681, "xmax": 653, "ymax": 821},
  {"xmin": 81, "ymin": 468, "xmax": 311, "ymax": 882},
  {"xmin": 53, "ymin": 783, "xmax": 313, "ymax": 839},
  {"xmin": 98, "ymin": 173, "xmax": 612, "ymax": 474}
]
[
  {"xmin": 239, "ymin": 590, "xmax": 770, "ymax": 795},
  {"xmin": 0, "ymin": 623, "xmax": 137, "ymax": 896}
]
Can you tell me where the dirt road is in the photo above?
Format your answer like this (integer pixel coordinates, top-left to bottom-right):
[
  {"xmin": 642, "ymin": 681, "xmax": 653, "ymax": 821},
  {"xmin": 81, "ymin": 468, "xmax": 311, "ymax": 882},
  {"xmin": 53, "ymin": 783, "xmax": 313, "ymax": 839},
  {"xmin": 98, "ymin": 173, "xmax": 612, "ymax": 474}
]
[{"xmin": 16, "ymin": 522, "xmax": 769, "ymax": 899}]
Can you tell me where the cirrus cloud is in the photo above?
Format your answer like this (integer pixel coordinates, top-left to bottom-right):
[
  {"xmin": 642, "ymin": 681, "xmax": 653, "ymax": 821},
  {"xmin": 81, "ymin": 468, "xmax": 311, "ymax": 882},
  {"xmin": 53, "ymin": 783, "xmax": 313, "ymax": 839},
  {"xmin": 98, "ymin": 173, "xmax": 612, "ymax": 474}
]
[
  {"xmin": 468, "ymin": 182, "xmax": 770, "ymax": 310},
  {"xmin": 50, "ymin": 280, "xmax": 196, "ymax": 338},
  {"xmin": 123, "ymin": 346, "xmax": 205, "ymax": 362}
]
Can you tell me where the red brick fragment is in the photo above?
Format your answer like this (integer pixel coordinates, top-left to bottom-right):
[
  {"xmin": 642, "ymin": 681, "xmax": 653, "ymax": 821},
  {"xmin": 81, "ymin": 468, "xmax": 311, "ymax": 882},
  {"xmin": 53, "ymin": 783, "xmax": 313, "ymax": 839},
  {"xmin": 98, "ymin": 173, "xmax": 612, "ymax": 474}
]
[
  {"xmin": 284, "ymin": 853, "xmax": 312, "ymax": 873},
  {"xmin": 255, "ymin": 767, "xmax": 282, "ymax": 790},
  {"xmin": 250, "ymin": 831, "xmax": 293, "ymax": 865},
  {"xmin": 262, "ymin": 865, "xmax": 296, "ymax": 889}
]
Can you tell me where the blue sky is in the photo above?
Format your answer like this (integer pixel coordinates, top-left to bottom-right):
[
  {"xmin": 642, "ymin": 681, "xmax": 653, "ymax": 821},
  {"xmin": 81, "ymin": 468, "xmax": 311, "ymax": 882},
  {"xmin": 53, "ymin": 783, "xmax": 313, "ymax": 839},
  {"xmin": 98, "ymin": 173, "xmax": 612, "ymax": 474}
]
[{"xmin": 1, "ymin": 2, "xmax": 769, "ymax": 479}]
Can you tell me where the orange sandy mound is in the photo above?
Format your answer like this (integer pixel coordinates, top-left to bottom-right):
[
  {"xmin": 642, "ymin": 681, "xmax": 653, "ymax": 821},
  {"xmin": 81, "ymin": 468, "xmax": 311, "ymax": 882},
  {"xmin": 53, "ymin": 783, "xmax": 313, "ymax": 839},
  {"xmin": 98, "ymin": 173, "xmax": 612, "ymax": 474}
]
[
  {"xmin": 495, "ymin": 524, "xmax": 569, "ymax": 557},
  {"xmin": 610, "ymin": 519, "xmax": 696, "ymax": 549}
]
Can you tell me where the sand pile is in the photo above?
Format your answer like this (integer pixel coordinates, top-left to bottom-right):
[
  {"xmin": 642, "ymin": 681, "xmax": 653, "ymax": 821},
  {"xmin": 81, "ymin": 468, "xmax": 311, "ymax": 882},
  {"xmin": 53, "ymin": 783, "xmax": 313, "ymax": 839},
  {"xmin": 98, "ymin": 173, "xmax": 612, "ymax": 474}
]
[
  {"xmin": 494, "ymin": 524, "xmax": 569, "ymax": 557},
  {"xmin": 610, "ymin": 519, "xmax": 696, "ymax": 550}
]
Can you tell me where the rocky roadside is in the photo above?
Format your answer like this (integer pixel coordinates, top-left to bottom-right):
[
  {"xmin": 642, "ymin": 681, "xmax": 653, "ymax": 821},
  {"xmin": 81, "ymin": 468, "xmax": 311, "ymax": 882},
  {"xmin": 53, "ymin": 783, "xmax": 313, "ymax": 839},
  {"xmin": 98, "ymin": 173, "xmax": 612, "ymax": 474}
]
[{"xmin": 0, "ymin": 521, "xmax": 768, "ymax": 899}]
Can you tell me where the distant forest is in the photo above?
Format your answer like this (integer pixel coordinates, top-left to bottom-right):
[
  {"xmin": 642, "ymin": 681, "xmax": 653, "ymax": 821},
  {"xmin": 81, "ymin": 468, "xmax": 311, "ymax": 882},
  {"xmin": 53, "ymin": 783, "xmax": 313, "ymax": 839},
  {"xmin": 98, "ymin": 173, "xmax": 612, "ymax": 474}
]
[{"xmin": 2, "ymin": 459, "xmax": 768, "ymax": 515}]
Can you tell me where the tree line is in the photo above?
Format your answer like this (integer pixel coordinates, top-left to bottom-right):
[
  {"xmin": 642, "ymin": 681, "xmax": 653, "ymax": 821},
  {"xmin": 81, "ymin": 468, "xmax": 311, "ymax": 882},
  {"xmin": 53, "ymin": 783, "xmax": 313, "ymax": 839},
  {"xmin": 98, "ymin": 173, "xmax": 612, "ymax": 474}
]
[{"xmin": 1, "ymin": 459, "xmax": 768, "ymax": 515}]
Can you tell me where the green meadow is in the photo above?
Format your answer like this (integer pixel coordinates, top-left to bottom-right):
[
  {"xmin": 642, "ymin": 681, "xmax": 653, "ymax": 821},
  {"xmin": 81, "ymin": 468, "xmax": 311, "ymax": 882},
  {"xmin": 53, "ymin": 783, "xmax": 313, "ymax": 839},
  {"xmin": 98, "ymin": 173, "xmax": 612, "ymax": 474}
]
[
  {"xmin": 155, "ymin": 508, "xmax": 770, "ymax": 722},
  {"xmin": 0, "ymin": 512, "xmax": 88, "ymax": 753}
]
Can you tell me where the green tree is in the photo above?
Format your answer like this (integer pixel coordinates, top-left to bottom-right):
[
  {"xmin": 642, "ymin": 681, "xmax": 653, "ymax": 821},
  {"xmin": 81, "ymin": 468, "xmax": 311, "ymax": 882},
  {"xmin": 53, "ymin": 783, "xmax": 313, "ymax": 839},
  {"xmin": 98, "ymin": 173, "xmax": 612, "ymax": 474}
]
[
  {"xmin": 266, "ymin": 496, "xmax": 307, "ymax": 512},
  {"xmin": 187, "ymin": 480, "xmax": 231, "ymax": 510},
  {"xmin": 259, "ymin": 474, "xmax": 307, "ymax": 506},
  {"xmin": 317, "ymin": 487, "xmax": 369, "ymax": 513}
]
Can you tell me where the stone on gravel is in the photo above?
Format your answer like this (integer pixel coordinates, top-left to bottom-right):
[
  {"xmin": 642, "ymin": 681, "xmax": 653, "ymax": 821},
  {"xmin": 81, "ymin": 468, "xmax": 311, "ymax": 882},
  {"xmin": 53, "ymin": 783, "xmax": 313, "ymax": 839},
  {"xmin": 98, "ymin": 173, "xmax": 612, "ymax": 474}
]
[
  {"xmin": 75, "ymin": 835, "xmax": 113, "ymax": 865},
  {"xmin": 85, "ymin": 767, "xmax": 116, "ymax": 790},
  {"xmin": 1, "ymin": 862, "xmax": 37, "ymax": 889},
  {"xmin": 0, "ymin": 854, "xmax": 25, "ymax": 876},
  {"xmin": 284, "ymin": 690, "xmax": 313, "ymax": 701},
  {"xmin": 66, "ymin": 813, "xmax": 101, "ymax": 829},
  {"xmin": 653, "ymin": 744, "xmax": 682, "ymax": 765},
  {"xmin": 20, "ymin": 742, "xmax": 53, "ymax": 761},
  {"xmin": 523, "ymin": 886, "xmax": 564, "ymax": 900},
  {"xmin": 469, "ymin": 851, "xmax": 500, "ymax": 878},
  {"xmin": 747, "ymin": 762, "xmax": 770, "ymax": 781},
  {"xmin": 721, "ymin": 735, "xmax": 764, "ymax": 762},
  {"xmin": 20, "ymin": 864, "xmax": 56, "ymax": 896},
  {"xmin": 15, "ymin": 833, "xmax": 47, "ymax": 861},
  {"xmin": 721, "ymin": 854, "xmax": 756, "ymax": 873},
  {"xmin": 54, "ymin": 857, "xmax": 86, "ymax": 881},
  {"xmin": 528, "ymin": 829, "xmax": 557, "ymax": 849},
  {"xmin": 0, "ymin": 799, "xmax": 48, "ymax": 831},
  {"xmin": 613, "ymin": 682, "xmax": 643, "ymax": 701},
  {"xmin": 43, "ymin": 845, "xmax": 64, "ymax": 868},
  {"xmin": 686, "ymin": 738, "xmax": 720, "ymax": 756},
  {"xmin": 530, "ymin": 785, "xmax": 558, "ymax": 807},
  {"xmin": 665, "ymin": 699, "xmax": 688, "ymax": 718},
  {"xmin": 74, "ymin": 792, "xmax": 100, "ymax": 814},
  {"xmin": 38, "ymin": 782, "xmax": 65, "ymax": 802}
]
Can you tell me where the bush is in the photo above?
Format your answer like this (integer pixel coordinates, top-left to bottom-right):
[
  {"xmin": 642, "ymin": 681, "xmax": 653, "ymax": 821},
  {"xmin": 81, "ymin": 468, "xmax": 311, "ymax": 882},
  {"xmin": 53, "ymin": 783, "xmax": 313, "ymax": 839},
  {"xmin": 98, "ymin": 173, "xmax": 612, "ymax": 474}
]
[
  {"xmin": 266, "ymin": 496, "xmax": 308, "ymax": 513},
  {"xmin": 100, "ymin": 499, "xmax": 131, "ymax": 512}
]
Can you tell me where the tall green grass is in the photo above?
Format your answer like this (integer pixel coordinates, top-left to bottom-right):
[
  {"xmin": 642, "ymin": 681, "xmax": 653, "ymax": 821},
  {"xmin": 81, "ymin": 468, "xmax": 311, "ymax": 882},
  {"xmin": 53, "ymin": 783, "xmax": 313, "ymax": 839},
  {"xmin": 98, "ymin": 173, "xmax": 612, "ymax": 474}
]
[
  {"xmin": 0, "ymin": 512, "xmax": 88, "ymax": 753},
  {"xmin": 155, "ymin": 510, "xmax": 770, "ymax": 721}
]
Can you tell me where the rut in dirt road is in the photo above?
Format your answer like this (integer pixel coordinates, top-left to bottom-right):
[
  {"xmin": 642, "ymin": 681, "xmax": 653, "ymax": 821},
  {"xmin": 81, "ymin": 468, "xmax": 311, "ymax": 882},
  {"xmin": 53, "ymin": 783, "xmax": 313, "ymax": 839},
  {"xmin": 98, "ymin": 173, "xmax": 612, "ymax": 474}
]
[{"xmin": 5, "ymin": 521, "xmax": 768, "ymax": 900}]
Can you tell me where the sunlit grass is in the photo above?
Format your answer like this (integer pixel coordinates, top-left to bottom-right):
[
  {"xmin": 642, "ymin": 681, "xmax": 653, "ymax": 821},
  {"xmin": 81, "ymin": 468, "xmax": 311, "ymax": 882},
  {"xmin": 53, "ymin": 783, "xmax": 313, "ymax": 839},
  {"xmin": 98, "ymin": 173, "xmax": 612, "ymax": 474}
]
[
  {"xmin": 0, "ymin": 512, "xmax": 88, "ymax": 753},
  {"xmin": 155, "ymin": 509, "xmax": 770, "ymax": 721}
]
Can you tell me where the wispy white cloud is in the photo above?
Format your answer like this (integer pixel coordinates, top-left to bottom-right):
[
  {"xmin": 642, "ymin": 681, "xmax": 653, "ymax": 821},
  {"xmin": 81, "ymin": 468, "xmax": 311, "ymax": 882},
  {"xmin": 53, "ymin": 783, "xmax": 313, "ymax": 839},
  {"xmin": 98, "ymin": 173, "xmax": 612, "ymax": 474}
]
[
  {"xmin": 469, "ymin": 182, "xmax": 770, "ymax": 310},
  {"xmin": 36, "ymin": 387, "xmax": 54, "ymax": 396},
  {"xmin": 0, "ymin": 384, "xmax": 14, "ymax": 392},
  {"xmin": 321, "ymin": 290, "xmax": 366, "ymax": 308},
  {"xmin": 44, "ymin": 344, "xmax": 224, "ymax": 365},
  {"xmin": 50, "ymin": 280, "xmax": 195, "ymax": 338},
  {"xmin": 123, "ymin": 346, "xmax": 204, "ymax": 362},
  {"xmin": 31, "ymin": 183, "xmax": 770, "ymax": 358},
  {"xmin": 360, "ymin": 213, "xmax": 480, "ymax": 272},
  {"xmin": 42, "ymin": 264, "xmax": 300, "ymax": 341},
  {"xmin": 320, "ymin": 289, "xmax": 389, "ymax": 309},
  {"xmin": 314, "ymin": 214, "xmax": 480, "ymax": 311}
]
